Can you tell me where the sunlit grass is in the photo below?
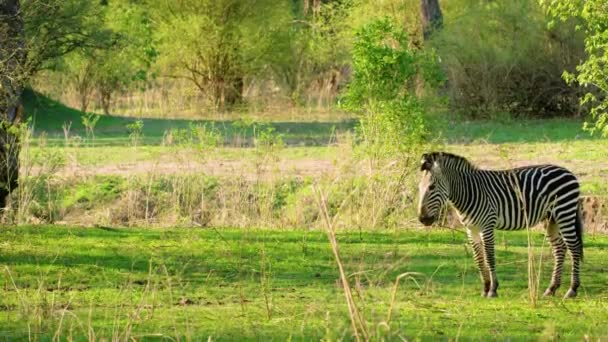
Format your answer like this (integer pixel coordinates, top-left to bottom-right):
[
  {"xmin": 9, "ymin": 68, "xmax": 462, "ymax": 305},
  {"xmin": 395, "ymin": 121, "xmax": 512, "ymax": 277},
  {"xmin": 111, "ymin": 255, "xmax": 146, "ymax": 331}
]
[{"xmin": 1, "ymin": 227, "xmax": 607, "ymax": 340}]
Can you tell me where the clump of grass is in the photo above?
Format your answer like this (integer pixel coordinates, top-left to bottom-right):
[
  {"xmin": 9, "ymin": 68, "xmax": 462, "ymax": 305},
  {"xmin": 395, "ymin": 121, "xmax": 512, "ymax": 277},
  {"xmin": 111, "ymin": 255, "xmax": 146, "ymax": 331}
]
[
  {"xmin": 5, "ymin": 128, "xmax": 65, "ymax": 225},
  {"xmin": 6, "ymin": 151, "xmax": 424, "ymax": 229}
]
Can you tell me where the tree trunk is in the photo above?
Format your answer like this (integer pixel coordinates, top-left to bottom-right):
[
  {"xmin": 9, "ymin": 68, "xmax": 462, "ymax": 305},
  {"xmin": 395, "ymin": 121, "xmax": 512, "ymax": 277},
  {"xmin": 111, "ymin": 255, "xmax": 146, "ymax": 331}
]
[
  {"xmin": 99, "ymin": 87, "xmax": 112, "ymax": 115},
  {"xmin": 420, "ymin": 0, "xmax": 443, "ymax": 40},
  {"xmin": 75, "ymin": 61, "xmax": 95, "ymax": 113},
  {"xmin": 224, "ymin": 76, "xmax": 243, "ymax": 106},
  {"xmin": 0, "ymin": 0, "xmax": 25, "ymax": 211}
]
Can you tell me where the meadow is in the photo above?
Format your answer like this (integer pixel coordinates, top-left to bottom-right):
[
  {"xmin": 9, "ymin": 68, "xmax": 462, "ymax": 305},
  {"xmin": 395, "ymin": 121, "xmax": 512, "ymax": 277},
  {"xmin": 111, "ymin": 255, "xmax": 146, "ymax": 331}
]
[
  {"xmin": 3, "ymin": 0, "xmax": 608, "ymax": 339},
  {"xmin": 14, "ymin": 91, "xmax": 608, "ymax": 229},
  {"xmin": 0, "ymin": 92, "xmax": 607, "ymax": 340},
  {"xmin": 1, "ymin": 227, "xmax": 608, "ymax": 340}
]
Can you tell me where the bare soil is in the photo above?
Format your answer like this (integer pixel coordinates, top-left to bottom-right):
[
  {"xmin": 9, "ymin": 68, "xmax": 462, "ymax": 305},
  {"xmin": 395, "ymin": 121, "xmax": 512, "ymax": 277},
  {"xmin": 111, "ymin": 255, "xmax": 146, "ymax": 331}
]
[
  {"xmin": 39, "ymin": 159, "xmax": 338, "ymax": 180},
  {"xmin": 27, "ymin": 145, "xmax": 608, "ymax": 185}
]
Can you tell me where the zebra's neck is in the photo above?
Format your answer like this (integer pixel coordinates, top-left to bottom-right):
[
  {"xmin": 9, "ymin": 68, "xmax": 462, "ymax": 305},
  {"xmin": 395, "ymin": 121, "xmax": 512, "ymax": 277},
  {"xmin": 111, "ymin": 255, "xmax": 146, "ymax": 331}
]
[{"xmin": 446, "ymin": 168, "xmax": 484, "ymax": 217}]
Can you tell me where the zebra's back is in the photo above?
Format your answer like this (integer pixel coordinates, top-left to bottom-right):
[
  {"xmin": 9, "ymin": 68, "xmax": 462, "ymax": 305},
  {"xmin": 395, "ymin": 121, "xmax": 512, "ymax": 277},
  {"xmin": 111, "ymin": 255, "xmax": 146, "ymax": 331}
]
[{"xmin": 481, "ymin": 164, "xmax": 580, "ymax": 230}]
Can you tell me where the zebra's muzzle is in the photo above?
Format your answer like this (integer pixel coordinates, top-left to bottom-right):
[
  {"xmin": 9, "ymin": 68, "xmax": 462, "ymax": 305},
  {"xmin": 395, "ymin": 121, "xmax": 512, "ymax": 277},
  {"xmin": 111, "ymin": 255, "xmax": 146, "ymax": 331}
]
[{"xmin": 418, "ymin": 214, "xmax": 435, "ymax": 226}]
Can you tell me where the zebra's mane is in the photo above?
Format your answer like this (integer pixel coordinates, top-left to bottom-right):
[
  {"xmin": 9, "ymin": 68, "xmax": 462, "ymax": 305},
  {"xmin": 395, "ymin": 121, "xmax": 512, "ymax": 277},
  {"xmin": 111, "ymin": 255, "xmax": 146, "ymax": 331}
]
[{"xmin": 422, "ymin": 152, "xmax": 477, "ymax": 171}]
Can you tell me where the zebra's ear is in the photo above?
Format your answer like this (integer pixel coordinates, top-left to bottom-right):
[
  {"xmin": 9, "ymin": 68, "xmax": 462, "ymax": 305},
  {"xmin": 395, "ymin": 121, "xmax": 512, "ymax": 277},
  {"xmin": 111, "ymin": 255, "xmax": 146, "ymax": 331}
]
[{"xmin": 420, "ymin": 154, "xmax": 432, "ymax": 171}]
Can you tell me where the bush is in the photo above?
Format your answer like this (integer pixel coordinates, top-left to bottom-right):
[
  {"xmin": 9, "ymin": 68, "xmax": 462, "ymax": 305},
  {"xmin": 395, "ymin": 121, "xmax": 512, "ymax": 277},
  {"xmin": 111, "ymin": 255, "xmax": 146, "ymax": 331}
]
[
  {"xmin": 342, "ymin": 17, "xmax": 443, "ymax": 160},
  {"xmin": 432, "ymin": 0, "xmax": 585, "ymax": 118},
  {"xmin": 542, "ymin": 0, "xmax": 608, "ymax": 136}
]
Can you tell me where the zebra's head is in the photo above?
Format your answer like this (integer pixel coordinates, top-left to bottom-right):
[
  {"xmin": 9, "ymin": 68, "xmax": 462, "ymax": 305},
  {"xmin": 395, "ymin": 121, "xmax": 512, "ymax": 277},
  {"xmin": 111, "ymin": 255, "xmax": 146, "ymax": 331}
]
[{"xmin": 418, "ymin": 152, "xmax": 449, "ymax": 226}]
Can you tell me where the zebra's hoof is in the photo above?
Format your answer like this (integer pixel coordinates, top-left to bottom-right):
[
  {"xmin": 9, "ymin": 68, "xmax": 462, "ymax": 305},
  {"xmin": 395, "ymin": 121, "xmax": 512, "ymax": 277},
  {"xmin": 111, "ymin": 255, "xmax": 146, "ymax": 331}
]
[
  {"xmin": 486, "ymin": 291, "xmax": 498, "ymax": 298},
  {"xmin": 481, "ymin": 291, "xmax": 488, "ymax": 297},
  {"xmin": 564, "ymin": 289, "xmax": 577, "ymax": 298},
  {"xmin": 543, "ymin": 289, "xmax": 556, "ymax": 297}
]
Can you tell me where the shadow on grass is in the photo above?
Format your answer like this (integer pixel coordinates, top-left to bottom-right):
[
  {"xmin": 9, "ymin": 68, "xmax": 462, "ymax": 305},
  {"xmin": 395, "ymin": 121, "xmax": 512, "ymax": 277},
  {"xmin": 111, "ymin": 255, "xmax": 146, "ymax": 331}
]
[
  {"xmin": 23, "ymin": 89, "xmax": 356, "ymax": 147},
  {"xmin": 0, "ymin": 226, "xmax": 534, "ymax": 290},
  {"xmin": 24, "ymin": 89, "xmax": 603, "ymax": 146}
]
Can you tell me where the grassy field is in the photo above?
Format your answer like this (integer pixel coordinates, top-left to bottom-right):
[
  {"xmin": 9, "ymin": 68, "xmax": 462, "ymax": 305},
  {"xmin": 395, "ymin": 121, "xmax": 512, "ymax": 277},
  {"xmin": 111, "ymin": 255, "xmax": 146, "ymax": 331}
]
[
  {"xmin": 12, "ymin": 89, "xmax": 608, "ymax": 228},
  {"xmin": 4, "ymin": 90, "xmax": 606, "ymax": 339},
  {"xmin": 1, "ymin": 227, "xmax": 607, "ymax": 340}
]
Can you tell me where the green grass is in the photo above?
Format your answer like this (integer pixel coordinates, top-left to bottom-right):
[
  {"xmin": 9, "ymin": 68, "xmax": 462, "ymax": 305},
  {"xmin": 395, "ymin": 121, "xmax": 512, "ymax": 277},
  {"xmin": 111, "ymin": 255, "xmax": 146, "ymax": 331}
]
[
  {"xmin": 24, "ymin": 89, "xmax": 601, "ymax": 146},
  {"xmin": 26, "ymin": 145, "xmax": 341, "ymax": 167},
  {"xmin": 442, "ymin": 118, "xmax": 598, "ymax": 143},
  {"xmin": 1, "ymin": 227, "xmax": 607, "ymax": 340},
  {"xmin": 24, "ymin": 89, "xmax": 356, "ymax": 147}
]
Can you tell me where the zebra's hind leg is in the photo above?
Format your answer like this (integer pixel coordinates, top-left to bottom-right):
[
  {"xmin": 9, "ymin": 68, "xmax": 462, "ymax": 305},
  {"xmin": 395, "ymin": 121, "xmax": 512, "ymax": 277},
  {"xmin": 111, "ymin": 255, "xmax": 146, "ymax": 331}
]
[
  {"xmin": 562, "ymin": 235, "xmax": 583, "ymax": 298},
  {"xmin": 558, "ymin": 210, "xmax": 584, "ymax": 299},
  {"xmin": 467, "ymin": 227, "xmax": 490, "ymax": 297},
  {"xmin": 543, "ymin": 220, "xmax": 566, "ymax": 297}
]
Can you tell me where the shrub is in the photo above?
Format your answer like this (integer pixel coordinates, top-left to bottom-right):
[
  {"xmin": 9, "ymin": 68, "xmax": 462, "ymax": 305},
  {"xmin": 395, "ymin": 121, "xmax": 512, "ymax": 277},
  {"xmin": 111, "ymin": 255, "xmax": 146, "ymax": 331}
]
[
  {"xmin": 432, "ymin": 0, "xmax": 585, "ymax": 118},
  {"xmin": 542, "ymin": 0, "xmax": 608, "ymax": 136},
  {"xmin": 342, "ymin": 17, "xmax": 443, "ymax": 161}
]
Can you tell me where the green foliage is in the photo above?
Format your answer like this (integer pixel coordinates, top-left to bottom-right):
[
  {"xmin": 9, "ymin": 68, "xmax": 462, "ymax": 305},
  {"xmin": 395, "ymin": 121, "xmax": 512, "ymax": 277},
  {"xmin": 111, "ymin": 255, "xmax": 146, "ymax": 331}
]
[
  {"xmin": 347, "ymin": 0, "xmax": 423, "ymax": 45},
  {"xmin": 433, "ymin": 0, "xmax": 585, "ymax": 118},
  {"xmin": 342, "ymin": 18, "xmax": 443, "ymax": 159},
  {"xmin": 16, "ymin": 0, "xmax": 602, "ymax": 123},
  {"xmin": 152, "ymin": 0, "xmax": 290, "ymax": 109},
  {"xmin": 1, "ymin": 0, "xmax": 112, "ymax": 173},
  {"xmin": 190, "ymin": 123, "xmax": 224, "ymax": 150},
  {"xmin": 52, "ymin": 1, "xmax": 157, "ymax": 115},
  {"xmin": 254, "ymin": 125, "xmax": 284, "ymax": 155},
  {"xmin": 268, "ymin": 1, "xmax": 351, "ymax": 105},
  {"xmin": 542, "ymin": 0, "xmax": 608, "ymax": 136},
  {"xmin": 126, "ymin": 119, "xmax": 144, "ymax": 146},
  {"xmin": 81, "ymin": 112, "xmax": 101, "ymax": 141},
  {"xmin": 92, "ymin": 1, "xmax": 157, "ymax": 114},
  {"xmin": 22, "ymin": 1, "xmax": 114, "ymax": 74},
  {"xmin": 163, "ymin": 122, "xmax": 223, "ymax": 150},
  {"xmin": 62, "ymin": 176, "xmax": 125, "ymax": 210}
]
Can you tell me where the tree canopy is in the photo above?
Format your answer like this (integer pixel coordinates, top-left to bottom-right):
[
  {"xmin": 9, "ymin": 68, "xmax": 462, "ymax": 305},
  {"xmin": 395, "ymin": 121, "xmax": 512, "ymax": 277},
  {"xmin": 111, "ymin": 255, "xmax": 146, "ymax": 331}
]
[
  {"xmin": 5, "ymin": 0, "xmax": 602, "ymax": 124},
  {"xmin": 542, "ymin": 0, "xmax": 608, "ymax": 136}
]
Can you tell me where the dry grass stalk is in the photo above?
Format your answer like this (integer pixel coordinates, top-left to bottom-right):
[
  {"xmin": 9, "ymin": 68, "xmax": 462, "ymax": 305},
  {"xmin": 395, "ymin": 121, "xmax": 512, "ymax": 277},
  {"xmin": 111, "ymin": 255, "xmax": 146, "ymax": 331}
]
[
  {"xmin": 507, "ymin": 164, "xmax": 548, "ymax": 306},
  {"xmin": 386, "ymin": 272, "xmax": 421, "ymax": 325},
  {"xmin": 313, "ymin": 185, "xmax": 368, "ymax": 342}
]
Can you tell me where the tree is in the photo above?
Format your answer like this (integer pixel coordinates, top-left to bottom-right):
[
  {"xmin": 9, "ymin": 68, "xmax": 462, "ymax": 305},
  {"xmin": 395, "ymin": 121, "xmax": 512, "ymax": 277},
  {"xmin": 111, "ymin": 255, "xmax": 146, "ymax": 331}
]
[
  {"xmin": 542, "ymin": 0, "xmax": 608, "ymax": 136},
  {"xmin": 22, "ymin": 1, "xmax": 112, "ymax": 76},
  {"xmin": 0, "ymin": 0, "xmax": 110, "ymax": 211},
  {"xmin": 420, "ymin": 0, "xmax": 443, "ymax": 40},
  {"xmin": 0, "ymin": 0, "xmax": 24, "ymax": 210},
  {"xmin": 431, "ymin": 0, "xmax": 585, "ymax": 118},
  {"xmin": 268, "ymin": 0, "xmax": 351, "ymax": 106},
  {"xmin": 342, "ymin": 18, "xmax": 443, "ymax": 161},
  {"xmin": 93, "ymin": 1, "xmax": 157, "ymax": 115},
  {"xmin": 153, "ymin": 0, "xmax": 289, "ymax": 110},
  {"xmin": 60, "ymin": 53, "xmax": 97, "ymax": 113},
  {"xmin": 56, "ymin": 1, "xmax": 156, "ymax": 115}
]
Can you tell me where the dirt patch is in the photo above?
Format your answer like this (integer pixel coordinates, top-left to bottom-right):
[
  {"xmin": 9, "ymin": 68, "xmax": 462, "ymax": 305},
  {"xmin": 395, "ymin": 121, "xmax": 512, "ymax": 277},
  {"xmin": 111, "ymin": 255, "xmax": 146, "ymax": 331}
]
[
  {"xmin": 33, "ymin": 158, "xmax": 339, "ymax": 180},
  {"xmin": 580, "ymin": 196, "xmax": 608, "ymax": 234}
]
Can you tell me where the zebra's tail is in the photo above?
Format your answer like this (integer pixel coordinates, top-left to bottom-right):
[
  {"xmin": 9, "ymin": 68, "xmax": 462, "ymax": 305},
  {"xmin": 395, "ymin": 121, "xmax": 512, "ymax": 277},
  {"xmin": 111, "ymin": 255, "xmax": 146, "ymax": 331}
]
[{"xmin": 575, "ymin": 204, "xmax": 584, "ymax": 262}]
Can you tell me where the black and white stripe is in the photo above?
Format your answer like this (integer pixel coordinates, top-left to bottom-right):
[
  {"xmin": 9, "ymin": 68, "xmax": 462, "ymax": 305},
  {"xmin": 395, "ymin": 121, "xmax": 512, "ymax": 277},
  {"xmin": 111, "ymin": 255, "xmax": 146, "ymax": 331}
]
[{"xmin": 418, "ymin": 152, "xmax": 584, "ymax": 298}]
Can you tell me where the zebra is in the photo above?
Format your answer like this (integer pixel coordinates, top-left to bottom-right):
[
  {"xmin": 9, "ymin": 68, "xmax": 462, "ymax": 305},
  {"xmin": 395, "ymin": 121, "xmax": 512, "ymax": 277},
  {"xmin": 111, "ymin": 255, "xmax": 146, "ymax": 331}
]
[{"xmin": 417, "ymin": 152, "xmax": 584, "ymax": 298}]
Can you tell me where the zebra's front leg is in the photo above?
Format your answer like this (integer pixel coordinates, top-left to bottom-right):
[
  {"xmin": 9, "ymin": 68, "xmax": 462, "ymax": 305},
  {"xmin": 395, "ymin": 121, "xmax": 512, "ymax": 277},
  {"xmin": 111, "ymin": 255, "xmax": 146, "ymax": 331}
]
[
  {"xmin": 467, "ymin": 227, "xmax": 491, "ymax": 297},
  {"xmin": 480, "ymin": 227, "xmax": 499, "ymax": 297}
]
